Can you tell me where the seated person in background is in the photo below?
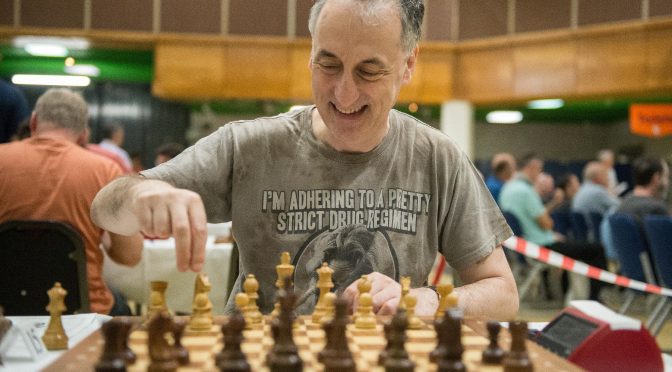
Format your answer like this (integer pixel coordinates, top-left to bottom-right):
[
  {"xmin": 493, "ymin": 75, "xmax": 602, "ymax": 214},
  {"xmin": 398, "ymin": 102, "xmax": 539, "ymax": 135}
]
[
  {"xmin": 500, "ymin": 153, "xmax": 608, "ymax": 301},
  {"xmin": 554, "ymin": 173, "xmax": 580, "ymax": 213},
  {"xmin": 597, "ymin": 149, "xmax": 623, "ymax": 196},
  {"xmin": 0, "ymin": 88, "xmax": 143, "ymax": 315},
  {"xmin": 572, "ymin": 161, "xmax": 620, "ymax": 216},
  {"xmin": 535, "ymin": 172, "xmax": 564, "ymax": 211},
  {"xmin": 91, "ymin": 0, "xmax": 518, "ymax": 320},
  {"xmin": 485, "ymin": 152, "xmax": 516, "ymax": 203},
  {"xmin": 616, "ymin": 156, "xmax": 670, "ymax": 220},
  {"xmin": 99, "ymin": 122, "xmax": 133, "ymax": 171},
  {"xmin": 155, "ymin": 142, "xmax": 185, "ymax": 166}
]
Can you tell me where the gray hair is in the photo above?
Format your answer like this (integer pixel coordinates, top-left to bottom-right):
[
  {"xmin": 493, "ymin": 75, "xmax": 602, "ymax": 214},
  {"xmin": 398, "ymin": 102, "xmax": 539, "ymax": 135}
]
[
  {"xmin": 308, "ymin": 0, "xmax": 424, "ymax": 54},
  {"xmin": 34, "ymin": 88, "xmax": 88, "ymax": 134}
]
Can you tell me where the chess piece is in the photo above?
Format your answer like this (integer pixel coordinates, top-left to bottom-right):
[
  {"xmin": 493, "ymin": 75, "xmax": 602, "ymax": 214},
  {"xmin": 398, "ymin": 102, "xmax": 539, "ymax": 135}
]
[
  {"xmin": 147, "ymin": 281, "xmax": 169, "ymax": 321},
  {"xmin": 42, "ymin": 282, "xmax": 69, "ymax": 350},
  {"xmin": 172, "ymin": 319, "xmax": 190, "ymax": 365},
  {"xmin": 398, "ymin": 276, "xmax": 411, "ymax": 310},
  {"xmin": 503, "ymin": 321, "xmax": 534, "ymax": 372},
  {"xmin": 147, "ymin": 312, "xmax": 178, "ymax": 372},
  {"xmin": 383, "ymin": 308, "xmax": 415, "ymax": 372},
  {"xmin": 318, "ymin": 297, "xmax": 355, "ymax": 371},
  {"xmin": 404, "ymin": 293, "xmax": 425, "ymax": 330},
  {"xmin": 435, "ymin": 283, "xmax": 457, "ymax": 319},
  {"xmin": 120, "ymin": 319, "xmax": 136, "ymax": 365},
  {"xmin": 321, "ymin": 292, "xmax": 337, "ymax": 324},
  {"xmin": 378, "ymin": 318, "xmax": 392, "ymax": 366},
  {"xmin": 243, "ymin": 274, "xmax": 263, "ymax": 325},
  {"xmin": 435, "ymin": 308, "xmax": 466, "ymax": 372},
  {"xmin": 234, "ymin": 293, "xmax": 254, "ymax": 330},
  {"xmin": 482, "ymin": 320, "xmax": 505, "ymax": 364},
  {"xmin": 95, "ymin": 319, "xmax": 127, "ymax": 372},
  {"xmin": 354, "ymin": 275, "xmax": 376, "ymax": 329},
  {"xmin": 312, "ymin": 262, "xmax": 334, "ymax": 324},
  {"xmin": 272, "ymin": 252, "xmax": 295, "ymax": 317},
  {"xmin": 190, "ymin": 274, "xmax": 214, "ymax": 331},
  {"xmin": 266, "ymin": 277, "xmax": 302, "ymax": 371},
  {"xmin": 216, "ymin": 308, "xmax": 251, "ymax": 372}
]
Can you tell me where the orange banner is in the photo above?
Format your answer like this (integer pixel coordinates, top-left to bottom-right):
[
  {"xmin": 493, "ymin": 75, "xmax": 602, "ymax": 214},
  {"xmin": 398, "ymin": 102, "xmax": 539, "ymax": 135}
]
[{"xmin": 629, "ymin": 104, "xmax": 672, "ymax": 138}]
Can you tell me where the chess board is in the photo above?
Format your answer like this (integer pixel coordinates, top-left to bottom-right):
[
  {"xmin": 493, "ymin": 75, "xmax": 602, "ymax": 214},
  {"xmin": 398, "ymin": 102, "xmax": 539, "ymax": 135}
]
[{"xmin": 44, "ymin": 316, "xmax": 583, "ymax": 371}]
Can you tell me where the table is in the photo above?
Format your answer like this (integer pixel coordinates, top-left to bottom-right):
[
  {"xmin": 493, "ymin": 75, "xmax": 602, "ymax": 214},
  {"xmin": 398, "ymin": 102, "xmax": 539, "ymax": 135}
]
[{"xmin": 103, "ymin": 236, "xmax": 234, "ymax": 315}]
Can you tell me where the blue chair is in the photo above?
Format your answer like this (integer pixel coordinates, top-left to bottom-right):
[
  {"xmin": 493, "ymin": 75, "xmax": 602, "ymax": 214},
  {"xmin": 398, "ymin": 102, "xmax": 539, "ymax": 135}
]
[
  {"xmin": 550, "ymin": 211, "xmax": 571, "ymax": 236},
  {"xmin": 588, "ymin": 212, "xmax": 603, "ymax": 244},
  {"xmin": 570, "ymin": 212, "xmax": 589, "ymax": 243},
  {"xmin": 608, "ymin": 214, "xmax": 658, "ymax": 315},
  {"xmin": 643, "ymin": 215, "xmax": 672, "ymax": 336}
]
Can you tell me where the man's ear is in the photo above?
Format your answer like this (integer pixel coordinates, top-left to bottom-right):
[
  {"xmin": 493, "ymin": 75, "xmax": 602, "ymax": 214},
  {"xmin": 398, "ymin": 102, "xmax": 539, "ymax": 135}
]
[
  {"xmin": 402, "ymin": 46, "xmax": 419, "ymax": 84},
  {"xmin": 77, "ymin": 127, "xmax": 90, "ymax": 146},
  {"xmin": 29, "ymin": 112, "xmax": 38, "ymax": 134}
]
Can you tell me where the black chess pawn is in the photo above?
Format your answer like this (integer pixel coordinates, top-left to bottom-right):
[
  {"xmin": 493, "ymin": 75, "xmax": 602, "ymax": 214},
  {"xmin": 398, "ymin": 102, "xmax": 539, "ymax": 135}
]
[
  {"xmin": 503, "ymin": 321, "xmax": 534, "ymax": 372},
  {"xmin": 147, "ymin": 312, "xmax": 179, "ymax": 372},
  {"xmin": 430, "ymin": 310, "xmax": 449, "ymax": 364},
  {"xmin": 383, "ymin": 308, "xmax": 415, "ymax": 372},
  {"xmin": 95, "ymin": 319, "xmax": 129, "ymax": 372},
  {"xmin": 378, "ymin": 319, "xmax": 392, "ymax": 366},
  {"xmin": 482, "ymin": 320, "xmax": 505, "ymax": 364},
  {"xmin": 319, "ymin": 297, "xmax": 355, "ymax": 372},
  {"xmin": 266, "ymin": 278, "xmax": 303, "ymax": 372},
  {"xmin": 216, "ymin": 309, "xmax": 250, "ymax": 372},
  {"xmin": 436, "ymin": 308, "xmax": 465, "ymax": 372},
  {"xmin": 172, "ymin": 319, "xmax": 189, "ymax": 365}
]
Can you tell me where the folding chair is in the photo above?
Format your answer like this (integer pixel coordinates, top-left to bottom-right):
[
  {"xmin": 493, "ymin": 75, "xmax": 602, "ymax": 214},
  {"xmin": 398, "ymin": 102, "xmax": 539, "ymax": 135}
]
[
  {"xmin": 0, "ymin": 220, "xmax": 89, "ymax": 315},
  {"xmin": 643, "ymin": 215, "xmax": 672, "ymax": 336}
]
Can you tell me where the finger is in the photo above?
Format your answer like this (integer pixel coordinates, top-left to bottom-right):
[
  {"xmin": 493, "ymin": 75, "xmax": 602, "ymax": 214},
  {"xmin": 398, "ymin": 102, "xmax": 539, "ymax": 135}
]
[
  {"xmin": 371, "ymin": 285, "xmax": 400, "ymax": 314},
  {"xmin": 170, "ymin": 203, "xmax": 191, "ymax": 272},
  {"xmin": 188, "ymin": 200, "xmax": 207, "ymax": 272},
  {"xmin": 377, "ymin": 297, "xmax": 399, "ymax": 315},
  {"xmin": 342, "ymin": 281, "xmax": 360, "ymax": 313},
  {"xmin": 134, "ymin": 200, "xmax": 154, "ymax": 236},
  {"xmin": 152, "ymin": 204, "xmax": 171, "ymax": 239}
]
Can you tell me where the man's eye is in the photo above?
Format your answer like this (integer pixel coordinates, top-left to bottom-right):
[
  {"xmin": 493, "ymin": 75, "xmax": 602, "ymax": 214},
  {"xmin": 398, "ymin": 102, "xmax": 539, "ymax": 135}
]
[
  {"xmin": 316, "ymin": 63, "xmax": 340, "ymax": 74},
  {"xmin": 359, "ymin": 69, "xmax": 384, "ymax": 81}
]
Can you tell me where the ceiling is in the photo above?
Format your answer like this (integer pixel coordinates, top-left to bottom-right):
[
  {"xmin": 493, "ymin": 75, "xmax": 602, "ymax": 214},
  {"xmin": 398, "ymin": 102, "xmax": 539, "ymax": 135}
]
[{"xmin": 2, "ymin": 44, "xmax": 671, "ymax": 124}]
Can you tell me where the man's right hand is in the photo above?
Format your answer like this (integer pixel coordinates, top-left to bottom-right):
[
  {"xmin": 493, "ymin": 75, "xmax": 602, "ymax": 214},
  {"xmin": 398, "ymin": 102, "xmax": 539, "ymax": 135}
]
[{"xmin": 91, "ymin": 177, "xmax": 207, "ymax": 272}]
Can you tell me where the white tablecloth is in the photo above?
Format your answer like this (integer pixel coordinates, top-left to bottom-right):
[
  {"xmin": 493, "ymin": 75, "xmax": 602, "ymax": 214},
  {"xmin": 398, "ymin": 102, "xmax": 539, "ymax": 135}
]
[{"xmin": 103, "ymin": 236, "xmax": 234, "ymax": 315}]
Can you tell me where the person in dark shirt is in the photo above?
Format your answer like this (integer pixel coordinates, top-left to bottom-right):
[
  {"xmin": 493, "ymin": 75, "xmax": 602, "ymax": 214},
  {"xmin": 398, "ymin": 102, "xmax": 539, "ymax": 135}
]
[
  {"xmin": 616, "ymin": 157, "xmax": 669, "ymax": 220},
  {"xmin": 0, "ymin": 80, "xmax": 30, "ymax": 143}
]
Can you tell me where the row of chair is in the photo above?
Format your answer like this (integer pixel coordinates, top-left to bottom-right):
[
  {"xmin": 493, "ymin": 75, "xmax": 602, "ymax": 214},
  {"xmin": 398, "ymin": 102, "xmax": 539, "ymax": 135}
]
[{"xmin": 551, "ymin": 210, "xmax": 602, "ymax": 244}]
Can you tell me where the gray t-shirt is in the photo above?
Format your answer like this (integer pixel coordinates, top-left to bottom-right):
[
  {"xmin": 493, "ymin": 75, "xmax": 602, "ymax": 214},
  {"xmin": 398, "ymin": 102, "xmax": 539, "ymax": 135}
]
[
  {"xmin": 142, "ymin": 106, "xmax": 511, "ymax": 314},
  {"xmin": 616, "ymin": 195, "xmax": 669, "ymax": 221}
]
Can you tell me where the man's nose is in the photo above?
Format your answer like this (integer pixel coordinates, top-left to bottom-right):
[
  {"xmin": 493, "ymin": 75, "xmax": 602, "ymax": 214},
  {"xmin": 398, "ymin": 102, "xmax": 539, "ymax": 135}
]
[{"xmin": 334, "ymin": 73, "xmax": 359, "ymax": 108}]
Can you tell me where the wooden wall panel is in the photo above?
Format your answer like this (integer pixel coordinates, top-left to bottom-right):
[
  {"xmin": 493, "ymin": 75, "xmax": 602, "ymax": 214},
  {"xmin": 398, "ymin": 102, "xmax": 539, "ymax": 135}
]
[
  {"xmin": 399, "ymin": 46, "xmax": 454, "ymax": 103},
  {"xmin": 455, "ymin": 47, "xmax": 513, "ymax": 102},
  {"xmin": 161, "ymin": 0, "xmax": 220, "ymax": 34},
  {"xmin": 458, "ymin": 0, "xmax": 508, "ymax": 40},
  {"xmin": 21, "ymin": 0, "xmax": 84, "ymax": 28},
  {"xmin": 425, "ymin": 0, "xmax": 453, "ymax": 41},
  {"xmin": 229, "ymin": 0, "xmax": 287, "ymax": 36},
  {"xmin": 296, "ymin": 0, "xmax": 313, "ymax": 38},
  {"xmin": 578, "ymin": 0, "xmax": 641, "ymax": 26},
  {"xmin": 153, "ymin": 42, "xmax": 225, "ymax": 99},
  {"xmin": 223, "ymin": 42, "xmax": 292, "ymax": 99},
  {"xmin": 289, "ymin": 44, "xmax": 313, "ymax": 100},
  {"xmin": 576, "ymin": 32, "xmax": 647, "ymax": 95},
  {"xmin": 513, "ymin": 41, "xmax": 576, "ymax": 97},
  {"xmin": 0, "ymin": 0, "xmax": 13, "ymax": 25},
  {"xmin": 645, "ymin": 27, "xmax": 672, "ymax": 89},
  {"xmin": 650, "ymin": 0, "xmax": 672, "ymax": 18},
  {"xmin": 515, "ymin": 0, "xmax": 571, "ymax": 33},
  {"xmin": 91, "ymin": 0, "xmax": 153, "ymax": 32}
]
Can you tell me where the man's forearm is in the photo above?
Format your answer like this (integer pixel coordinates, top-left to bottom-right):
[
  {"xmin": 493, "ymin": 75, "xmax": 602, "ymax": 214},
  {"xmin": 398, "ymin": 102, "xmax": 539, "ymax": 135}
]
[
  {"xmin": 453, "ymin": 276, "xmax": 519, "ymax": 321},
  {"xmin": 91, "ymin": 175, "xmax": 145, "ymax": 235}
]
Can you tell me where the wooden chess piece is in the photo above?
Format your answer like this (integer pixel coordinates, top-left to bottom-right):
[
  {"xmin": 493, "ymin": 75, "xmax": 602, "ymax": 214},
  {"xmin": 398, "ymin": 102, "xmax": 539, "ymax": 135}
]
[
  {"xmin": 378, "ymin": 318, "xmax": 392, "ymax": 366},
  {"xmin": 272, "ymin": 252, "xmax": 295, "ymax": 317},
  {"xmin": 430, "ymin": 310, "xmax": 448, "ymax": 363},
  {"xmin": 147, "ymin": 312, "xmax": 178, "ymax": 372},
  {"xmin": 95, "ymin": 319, "xmax": 127, "ymax": 372},
  {"xmin": 318, "ymin": 297, "xmax": 355, "ymax": 372},
  {"xmin": 404, "ymin": 293, "xmax": 425, "ymax": 330},
  {"xmin": 354, "ymin": 275, "xmax": 376, "ymax": 329},
  {"xmin": 482, "ymin": 320, "xmax": 505, "ymax": 364},
  {"xmin": 42, "ymin": 282, "xmax": 69, "ymax": 350},
  {"xmin": 321, "ymin": 292, "xmax": 337, "ymax": 324},
  {"xmin": 312, "ymin": 262, "xmax": 334, "ymax": 324},
  {"xmin": 216, "ymin": 308, "xmax": 250, "ymax": 372},
  {"xmin": 172, "ymin": 319, "xmax": 189, "ymax": 365},
  {"xmin": 266, "ymin": 277, "xmax": 302, "ymax": 371},
  {"xmin": 120, "ymin": 319, "xmax": 136, "ymax": 365},
  {"xmin": 383, "ymin": 308, "xmax": 415, "ymax": 372},
  {"xmin": 503, "ymin": 321, "xmax": 534, "ymax": 372},
  {"xmin": 147, "ymin": 281, "xmax": 169, "ymax": 321},
  {"xmin": 435, "ymin": 283, "xmax": 457, "ymax": 319},
  {"xmin": 190, "ymin": 274, "xmax": 214, "ymax": 331},
  {"xmin": 243, "ymin": 274, "xmax": 263, "ymax": 325},
  {"xmin": 436, "ymin": 308, "xmax": 466, "ymax": 372},
  {"xmin": 398, "ymin": 276, "xmax": 411, "ymax": 310},
  {"xmin": 234, "ymin": 292, "xmax": 254, "ymax": 330}
]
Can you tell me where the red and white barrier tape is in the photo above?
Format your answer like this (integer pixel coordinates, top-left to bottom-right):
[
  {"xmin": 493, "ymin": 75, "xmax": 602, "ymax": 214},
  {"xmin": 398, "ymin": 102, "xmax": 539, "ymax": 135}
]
[{"xmin": 502, "ymin": 236, "xmax": 672, "ymax": 298}]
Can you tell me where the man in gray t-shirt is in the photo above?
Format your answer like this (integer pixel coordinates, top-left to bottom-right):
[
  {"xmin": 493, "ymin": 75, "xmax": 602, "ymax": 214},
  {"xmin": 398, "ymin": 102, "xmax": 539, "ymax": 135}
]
[{"xmin": 91, "ymin": 0, "xmax": 517, "ymax": 319}]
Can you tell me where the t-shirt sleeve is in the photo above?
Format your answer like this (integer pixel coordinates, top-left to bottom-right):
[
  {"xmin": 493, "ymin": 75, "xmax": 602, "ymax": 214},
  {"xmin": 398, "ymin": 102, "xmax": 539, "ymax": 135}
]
[
  {"xmin": 140, "ymin": 126, "xmax": 234, "ymax": 222},
  {"xmin": 438, "ymin": 151, "xmax": 513, "ymax": 270},
  {"xmin": 524, "ymin": 190, "xmax": 546, "ymax": 219}
]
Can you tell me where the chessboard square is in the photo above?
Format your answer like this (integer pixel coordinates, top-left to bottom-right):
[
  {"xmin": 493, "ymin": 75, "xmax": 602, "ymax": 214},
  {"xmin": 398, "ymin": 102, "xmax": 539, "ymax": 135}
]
[
  {"xmin": 182, "ymin": 336, "xmax": 218, "ymax": 348},
  {"xmin": 407, "ymin": 329, "xmax": 435, "ymax": 340},
  {"xmin": 350, "ymin": 336, "xmax": 384, "ymax": 350},
  {"xmin": 241, "ymin": 342, "xmax": 264, "ymax": 354},
  {"xmin": 406, "ymin": 342, "xmax": 435, "ymax": 355},
  {"xmin": 463, "ymin": 335, "xmax": 489, "ymax": 347},
  {"xmin": 307, "ymin": 329, "xmax": 325, "ymax": 339}
]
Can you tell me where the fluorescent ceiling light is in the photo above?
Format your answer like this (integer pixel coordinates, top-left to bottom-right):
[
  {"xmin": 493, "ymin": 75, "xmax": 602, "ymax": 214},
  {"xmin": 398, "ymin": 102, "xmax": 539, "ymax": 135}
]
[
  {"xmin": 24, "ymin": 44, "xmax": 68, "ymax": 57},
  {"xmin": 527, "ymin": 98, "xmax": 565, "ymax": 109},
  {"xmin": 12, "ymin": 74, "xmax": 91, "ymax": 87},
  {"xmin": 486, "ymin": 110, "xmax": 523, "ymax": 124},
  {"xmin": 13, "ymin": 36, "xmax": 90, "ymax": 50},
  {"xmin": 64, "ymin": 64, "xmax": 100, "ymax": 77}
]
